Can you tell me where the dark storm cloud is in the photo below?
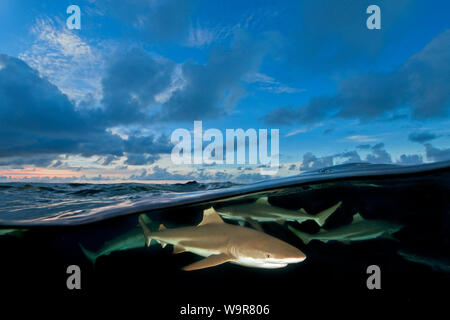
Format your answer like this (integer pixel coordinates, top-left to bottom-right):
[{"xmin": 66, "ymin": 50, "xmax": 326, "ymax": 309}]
[
  {"xmin": 356, "ymin": 144, "xmax": 371, "ymax": 150},
  {"xmin": 95, "ymin": 0, "xmax": 193, "ymax": 42},
  {"xmin": 408, "ymin": 131, "xmax": 438, "ymax": 144},
  {"xmin": 424, "ymin": 144, "xmax": 450, "ymax": 162},
  {"xmin": 0, "ymin": 54, "xmax": 172, "ymax": 165},
  {"xmin": 264, "ymin": 30, "xmax": 450, "ymax": 125}
]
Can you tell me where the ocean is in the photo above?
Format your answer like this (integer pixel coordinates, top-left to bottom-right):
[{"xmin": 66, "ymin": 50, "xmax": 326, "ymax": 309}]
[{"xmin": 0, "ymin": 161, "xmax": 449, "ymax": 313}]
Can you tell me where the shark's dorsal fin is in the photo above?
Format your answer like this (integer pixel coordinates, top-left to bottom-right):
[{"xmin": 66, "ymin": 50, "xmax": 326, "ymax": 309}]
[
  {"xmin": 255, "ymin": 197, "xmax": 269, "ymax": 205},
  {"xmin": 352, "ymin": 213, "xmax": 364, "ymax": 223},
  {"xmin": 198, "ymin": 207, "xmax": 225, "ymax": 226},
  {"xmin": 159, "ymin": 224, "xmax": 167, "ymax": 231}
]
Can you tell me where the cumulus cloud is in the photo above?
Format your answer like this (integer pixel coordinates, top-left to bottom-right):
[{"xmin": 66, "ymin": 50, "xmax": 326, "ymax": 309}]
[
  {"xmin": 424, "ymin": 144, "xmax": 450, "ymax": 162},
  {"xmin": 264, "ymin": 30, "xmax": 450, "ymax": 124},
  {"xmin": 338, "ymin": 151, "xmax": 362, "ymax": 163},
  {"xmin": 366, "ymin": 143, "xmax": 392, "ymax": 164},
  {"xmin": 397, "ymin": 154, "xmax": 423, "ymax": 165},
  {"xmin": 300, "ymin": 152, "xmax": 334, "ymax": 171}
]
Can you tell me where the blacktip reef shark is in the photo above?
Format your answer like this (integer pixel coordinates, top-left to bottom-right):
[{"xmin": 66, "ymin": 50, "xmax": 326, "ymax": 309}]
[
  {"xmin": 80, "ymin": 215, "xmax": 152, "ymax": 264},
  {"xmin": 0, "ymin": 228, "xmax": 25, "ymax": 238},
  {"xmin": 398, "ymin": 249, "xmax": 450, "ymax": 273},
  {"xmin": 215, "ymin": 197, "xmax": 342, "ymax": 230},
  {"xmin": 138, "ymin": 207, "xmax": 306, "ymax": 271},
  {"xmin": 288, "ymin": 213, "xmax": 403, "ymax": 245}
]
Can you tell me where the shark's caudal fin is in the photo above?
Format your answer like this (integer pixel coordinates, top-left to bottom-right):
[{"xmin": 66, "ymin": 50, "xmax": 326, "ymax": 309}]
[
  {"xmin": 80, "ymin": 244, "xmax": 98, "ymax": 265},
  {"xmin": 287, "ymin": 225, "xmax": 312, "ymax": 245},
  {"xmin": 314, "ymin": 201, "xmax": 342, "ymax": 227}
]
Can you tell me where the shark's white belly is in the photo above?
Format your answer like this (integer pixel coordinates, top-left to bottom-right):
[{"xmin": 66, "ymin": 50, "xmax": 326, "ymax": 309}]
[
  {"xmin": 183, "ymin": 247, "xmax": 288, "ymax": 269},
  {"xmin": 232, "ymin": 257, "xmax": 288, "ymax": 269}
]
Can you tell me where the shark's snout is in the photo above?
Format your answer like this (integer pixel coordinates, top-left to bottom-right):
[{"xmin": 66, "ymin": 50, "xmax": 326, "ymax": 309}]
[{"xmin": 285, "ymin": 252, "xmax": 307, "ymax": 263}]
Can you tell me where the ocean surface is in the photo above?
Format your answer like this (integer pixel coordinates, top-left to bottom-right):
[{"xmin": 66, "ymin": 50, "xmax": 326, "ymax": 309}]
[{"xmin": 0, "ymin": 161, "xmax": 449, "ymax": 310}]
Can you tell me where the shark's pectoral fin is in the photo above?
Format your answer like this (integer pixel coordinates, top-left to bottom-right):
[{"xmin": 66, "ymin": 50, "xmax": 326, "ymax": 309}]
[
  {"xmin": 246, "ymin": 218, "xmax": 263, "ymax": 232},
  {"xmin": 182, "ymin": 253, "xmax": 234, "ymax": 271},
  {"xmin": 173, "ymin": 245, "xmax": 186, "ymax": 254}
]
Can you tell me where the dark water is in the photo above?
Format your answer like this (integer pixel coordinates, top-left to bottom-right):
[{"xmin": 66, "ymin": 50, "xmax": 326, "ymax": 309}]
[{"xmin": 0, "ymin": 162, "xmax": 449, "ymax": 312}]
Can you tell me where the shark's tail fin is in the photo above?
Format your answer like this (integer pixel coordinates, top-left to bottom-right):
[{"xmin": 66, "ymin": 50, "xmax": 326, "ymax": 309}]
[
  {"xmin": 80, "ymin": 244, "xmax": 98, "ymax": 265},
  {"xmin": 138, "ymin": 215, "xmax": 153, "ymax": 247},
  {"xmin": 288, "ymin": 225, "xmax": 312, "ymax": 245},
  {"xmin": 314, "ymin": 201, "xmax": 342, "ymax": 227}
]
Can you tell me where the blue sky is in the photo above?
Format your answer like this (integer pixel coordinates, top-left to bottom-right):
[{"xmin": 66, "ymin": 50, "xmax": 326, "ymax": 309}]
[{"xmin": 0, "ymin": 0, "xmax": 449, "ymax": 183}]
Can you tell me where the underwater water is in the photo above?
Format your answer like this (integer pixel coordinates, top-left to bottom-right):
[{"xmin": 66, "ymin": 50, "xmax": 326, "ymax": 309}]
[{"xmin": 0, "ymin": 162, "xmax": 449, "ymax": 312}]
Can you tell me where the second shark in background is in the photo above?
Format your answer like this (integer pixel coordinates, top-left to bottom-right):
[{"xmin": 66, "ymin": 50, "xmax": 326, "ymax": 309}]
[
  {"xmin": 216, "ymin": 197, "xmax": 342, "ymax": 230},
  {"xmin": 288, "ymin": 213, "xmax": 403, "ymax": 244}
]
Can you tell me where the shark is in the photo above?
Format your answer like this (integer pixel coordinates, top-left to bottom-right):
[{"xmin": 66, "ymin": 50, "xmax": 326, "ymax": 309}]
[
  {"xmin": 80, "ymin": 215, "xmax": 153, "ymax": 264},
  {"xmin": 288, "ymin": 213, "xmax": 403, "ymax": 245},
  {"xmin": 398, "ymin": 249, "xmax": 450, "ymax": 273},
  {"xmin": 138, "ymin": 207, "xmax": 306, "ymax": 271},
  {"xmin": 0, "ymin": 228, "xmax": 25, "ymax": 238},
  {"xmin": 80, "ymin": 228, "xmax": 145, "ymax": 264},
  {"xmin": 215, "ymin": 197, "xmax": 342, "ymax": 230}
]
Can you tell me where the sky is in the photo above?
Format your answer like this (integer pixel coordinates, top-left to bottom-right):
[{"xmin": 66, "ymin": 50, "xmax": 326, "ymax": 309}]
[{"xmin": 0, "ymin": 0, "xmax": 449, "ymax": 183}]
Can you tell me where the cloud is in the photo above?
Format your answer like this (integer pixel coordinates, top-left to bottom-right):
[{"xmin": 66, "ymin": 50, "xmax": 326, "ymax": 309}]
[
  {"xmin": 345, "ymin": 135, "xmax": 380, "ymax": 143},
  {"xmin": 245, "ymin": 72, "xmax": 304, "ymax": 94},
  {"xmin": 424, "ymin": 144, "xmax": 450, "ymax": 162},
  {"xmin": 264, "ymin": 30, "xmax": 450, "ymax": 124},
  {"xmin": 408, "ymin": 131, "xmax": 438, "ymax": 143},
  {"xmin": 19, "ymin": 18, "xmax": 104, "ymax": 101},
  {"xmin": 366, "ymin": 143, "xmax": 392, "ymax": 164},
  {"xmin": 0, "ymin": 54, "xmax": 172, "ymax": 164},
  {"xmin": 300, "ymin": 152, "xmax": 334, "ymax": 171},
  {"xmin": 396, "ymin": 154, "xmax": 423, "ymax": 165},
  {"xmin": 158, "ymin": 32, "xmax": 267, "ymax": 121},
  {"xmin": 338, "ymin": 151, "xmax": 362, "ymax": 163},
  {"xmin": 97, "ymin": 32, "xmax": 268, "ymax": 124},
  {"xmin": 125, "ymin": 154, "xmax": 160, "ymax": 166},
  {"xmin": 99, "ymin": 48, "xmax": 176, "ymax": 126},
  {"xmin": 0, "ymin": 156, "xmax": 56, "ymax": 168}
]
